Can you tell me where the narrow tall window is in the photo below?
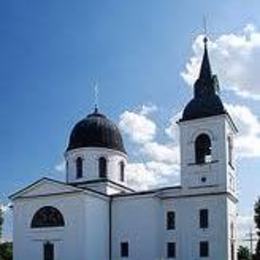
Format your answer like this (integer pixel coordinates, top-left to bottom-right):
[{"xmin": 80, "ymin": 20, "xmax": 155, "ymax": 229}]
[
  {"xmin": 195, "ymin": 134, "xmax": 212, "ymax": 164},
  {"xmin": 121, "ymin": 242, "xmax": 129, "ymax": 257},
  {"xmin": 200, "ymin": 241, "xmax": 209, "ymax": 257},
  {"xmin": 200, "ymin": 209, "xmax": 208, "ymax": 228},
  {"xmin": 167, "ymin": 242, "xmax": 176, "ymax": 258},
  {"xmin": 228, "ymin": 136, "xmax": 233, "ymax": 166},
  {"xmin": 76, "ymin": 157, "xmax": 83, "ymax": 179},
  {"xmin": 120, "ymin": 161, "xmax": 125, "ymax": 182},
  {"xmin": 99, "ymin": 157, "xmax": 107, "ymax": 178},
  {"xmin": 231, "ymin": 222, "xmax": 234, "ymax": 239},
  {"xmin": 167, "ymin": 211, "xmax": 175, "ymax": 230},
  {"xmin": 44, "ymin": 242, "xmax": 54, "ymax": 260}
]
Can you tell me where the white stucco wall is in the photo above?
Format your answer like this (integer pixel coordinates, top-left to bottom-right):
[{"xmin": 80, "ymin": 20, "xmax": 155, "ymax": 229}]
[
  {"xmin": 12, "ymin": 185, "xmax": 110, "ymax": 260},
  {"xmin": 65, "ymin": 147, "xmax": 128, "ymax": 186},
  {"xmin": 84, "ymin": 195, "xmax": 110, "ymax": 259},
  {"xmin": 112, "ymin": 192, "xmax": 236, "ymax": 260},
  {"xmin": 13, "ymin": 193, "xmax": 86, "ymax": 260},
  {"xmin": 179, "ymin": 114, "xmax": 237, "ymax": 195},
  {"xmin": 112, "ymin": 195, "xmax": 163, "ymax": 260}
]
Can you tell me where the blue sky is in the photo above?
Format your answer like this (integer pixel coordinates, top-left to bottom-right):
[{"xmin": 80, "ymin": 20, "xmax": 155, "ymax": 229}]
[{"xmin": 1, "ymin": 0, "xmax": 260, "ymax": 242}]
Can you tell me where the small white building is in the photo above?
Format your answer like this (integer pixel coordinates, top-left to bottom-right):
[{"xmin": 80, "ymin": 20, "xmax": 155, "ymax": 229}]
[{"xmin": 10, "ymin": 38, "xmax": 238, "ymax": 260}]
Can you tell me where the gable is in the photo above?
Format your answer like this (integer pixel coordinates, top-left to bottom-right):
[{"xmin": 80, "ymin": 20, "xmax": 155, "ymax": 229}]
[{"xmin": 10, "ymin": 178, "xmax": 83, "ymax": 200}]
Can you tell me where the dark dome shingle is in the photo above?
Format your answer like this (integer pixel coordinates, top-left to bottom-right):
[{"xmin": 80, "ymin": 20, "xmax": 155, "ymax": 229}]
[
  {"xmin": 182, "ymin": 94, "xmax": 226, "ymax": 121},
  {"xmin": 67, "ymin": 111, "xmax": 126, "ymax": 154}
]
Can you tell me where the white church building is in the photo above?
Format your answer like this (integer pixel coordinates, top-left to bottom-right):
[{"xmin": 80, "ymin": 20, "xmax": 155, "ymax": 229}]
[{"xmin": 10, "ymin": 38, "xmax": 238, "ymax": 260}]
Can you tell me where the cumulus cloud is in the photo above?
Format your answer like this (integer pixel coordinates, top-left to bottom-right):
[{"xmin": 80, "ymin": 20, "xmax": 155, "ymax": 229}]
[
  {"xmin": 182, "ymin": 24, "xmax": 260, "ymax": 100},
  {"xmin": 141, "ymin": 142, "xmax": 179, "ymax": 164},
  {"xmin": 119, "ymin": 109, "xmax": 157, "ymax": 144},
  {"xmin": 119, "ymin": 105, "xmax": 180, "ymax": 190},
  {"xmin": 226, "ymin": 103, "xmax": 260, "ymax": 158},
  {"xmin": 126, "ymin": 161, "xmax": 179, "ymax": 190}
]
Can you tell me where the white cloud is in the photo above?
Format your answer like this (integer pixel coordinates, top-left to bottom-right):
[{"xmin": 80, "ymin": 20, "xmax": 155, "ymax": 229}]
[
  {"xmin": 54, "ymin": 161, "xmax": 66, "ymax": 173},
  {"xmin": 119, "ymin": 110, "xmax": 156, "ymax": 144},
  {"xmin": 0, "ymin": 203, "xmax": 11, "ymax": 213},
  {"xmin": 165, "ymin": 111, "xmax": 182, "ymax": 142},
  {"xmin": 237, "ymin": 214, "xmax": 256, "ymax": 246},
  {"xmin": 142, "ymin": 142, "xmax": 179, "ymax": 164},
  {"xmin": 126, "ymin": 163, "xmax": 158, "ymax": 190},
  {"xmin": 126, "ymin": 161, "xmax": 179, "ymax": 190},
  {"xmin": 119, "ymin": 105, "xmax": 180, "ymax": 190},
  {"xmin": 182, "ymin": 24, "xmax": 260, "ymax": 100},
  {"xmin": 226, "ymin": 103, "xmax": 260, "ymax": 158},
  {"xmin": 139, "ymin": 104, "xmax": 158, "ymax": 116}
]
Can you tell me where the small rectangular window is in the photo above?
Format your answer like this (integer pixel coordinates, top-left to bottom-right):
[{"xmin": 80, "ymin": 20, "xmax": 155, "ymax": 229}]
[
  {"xmin": 121, "ymin": 242, "xmax": 129, "ymax": 257},
  {"xmin": 167, "ymin": 242, "xmax": 176, "ymax": 258},
  {"xmin": 200, "ymin": 241, "xmax": 209, "ymax": 257},
  {"xmin": 167, "ymin": 211, "xmax": 175, "ymax": 230},
  {"xmin": 200, "ymin": 209, "xmax": 208, "ymax": 228},
  {"xmin": 44, "ymin": 242, "xmax": 54, "ymax": 260}
]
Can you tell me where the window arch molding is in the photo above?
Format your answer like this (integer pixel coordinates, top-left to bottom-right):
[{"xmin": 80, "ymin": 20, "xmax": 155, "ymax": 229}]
[
  {"xmin": 190, "ymin": 129, "xmax": 215, "ymax": 144},
  {"xmin": 31, "ymin": 206, "xmax": 65, "ymax": 228}
]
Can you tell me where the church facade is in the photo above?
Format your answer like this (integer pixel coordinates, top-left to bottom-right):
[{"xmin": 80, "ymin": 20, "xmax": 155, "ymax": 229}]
[{"xmin": 10, "ymin": 38, "xmax": 238, "ymax": 260}]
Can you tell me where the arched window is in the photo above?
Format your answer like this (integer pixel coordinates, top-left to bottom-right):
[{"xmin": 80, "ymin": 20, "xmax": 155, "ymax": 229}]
[
  {"xmin": 120, "ymin": 161, "xmax": 125, "ymax": 182},
  {"xmin": 31, "ymin": 206, "xmax": 65, "ymax": 228},
  {"xmin": 99, "ymin": 157, "xmax": 107, "ymax": 178},
  {"xmin": 76, "ymin": 157, "xmax": 83, "ymax": 179},
  {"xmin": 195, "ymin": 134, "xmax": 212, "ymax": 164}
]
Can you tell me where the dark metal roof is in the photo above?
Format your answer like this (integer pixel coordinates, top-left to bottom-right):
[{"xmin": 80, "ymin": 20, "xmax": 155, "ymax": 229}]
[
  {"xmin": 67, "ymin": 109, "xmax": 126, "ymax": 154},
  {"xmin": 181, "ymin": 37, "xmax": 226, "ymax": 121}
]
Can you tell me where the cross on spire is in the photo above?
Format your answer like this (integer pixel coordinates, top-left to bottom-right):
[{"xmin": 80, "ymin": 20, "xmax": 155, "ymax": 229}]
[{"xmin": 93, "ymin": 81, "xmax": 99, "ymax": 113}]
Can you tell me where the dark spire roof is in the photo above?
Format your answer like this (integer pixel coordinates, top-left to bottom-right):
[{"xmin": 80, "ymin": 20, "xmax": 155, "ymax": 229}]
[
  {"xmin": 199, "ymin": 37, "xmax": 212, "ymax": 81},
  {"xmin": 181, "ymin": 36, "xmax": 226, "ymax": 121},
  {"xmin": 67, "ymin": 109, "xmax": 126, "ymax": 154}
]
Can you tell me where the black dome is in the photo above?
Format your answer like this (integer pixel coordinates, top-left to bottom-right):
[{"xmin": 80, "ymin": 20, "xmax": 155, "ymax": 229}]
[
  {"xmin": 182, "ymin": 94, "xmax": 226, "ymax": 121},
  {"xmin": 67, "ymin": 110, "xmax": 126, "ymax": 154}
]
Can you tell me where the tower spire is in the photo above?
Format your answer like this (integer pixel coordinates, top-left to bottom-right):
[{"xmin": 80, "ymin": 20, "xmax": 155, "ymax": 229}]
[{"xmin": 199, "ymin": 36, "xmax": 212, "ymax": 81}]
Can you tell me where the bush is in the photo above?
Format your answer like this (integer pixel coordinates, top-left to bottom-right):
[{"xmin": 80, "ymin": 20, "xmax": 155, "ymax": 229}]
[{"xmin": 0, "ymin": 242, "xmax": 13, "ymax": 260}]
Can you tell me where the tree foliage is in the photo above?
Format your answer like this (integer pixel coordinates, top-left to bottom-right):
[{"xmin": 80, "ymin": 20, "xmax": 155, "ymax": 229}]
[
  {"xmin": 254, "ymin": 197, "xmax": 260, "ymax": 259},
  {"xmin": 0, "ymin": 242, "xmax": 12, "ymax": 260},
  {"xmin": 238, "ymin": 245, "xmax": 250, "ymax": 260}
]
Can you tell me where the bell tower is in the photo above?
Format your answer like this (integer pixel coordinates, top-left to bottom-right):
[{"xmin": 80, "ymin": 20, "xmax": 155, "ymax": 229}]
[{"xmin": 178, "ymin": 37, "xmax": 238, "ymax": 196}]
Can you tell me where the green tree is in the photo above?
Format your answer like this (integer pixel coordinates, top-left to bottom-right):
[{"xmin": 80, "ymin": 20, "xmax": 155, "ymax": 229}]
[
  {"xmin": 254, "ymin": 197, "xmax": 260, "ymax": 259},
  {"xmin": 0, "ymin": 242, "xmax": 13, "ymax": 260},
  {"xmin": 238, "ymin": 245, "xmax": 250, "ymax": 260}
]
